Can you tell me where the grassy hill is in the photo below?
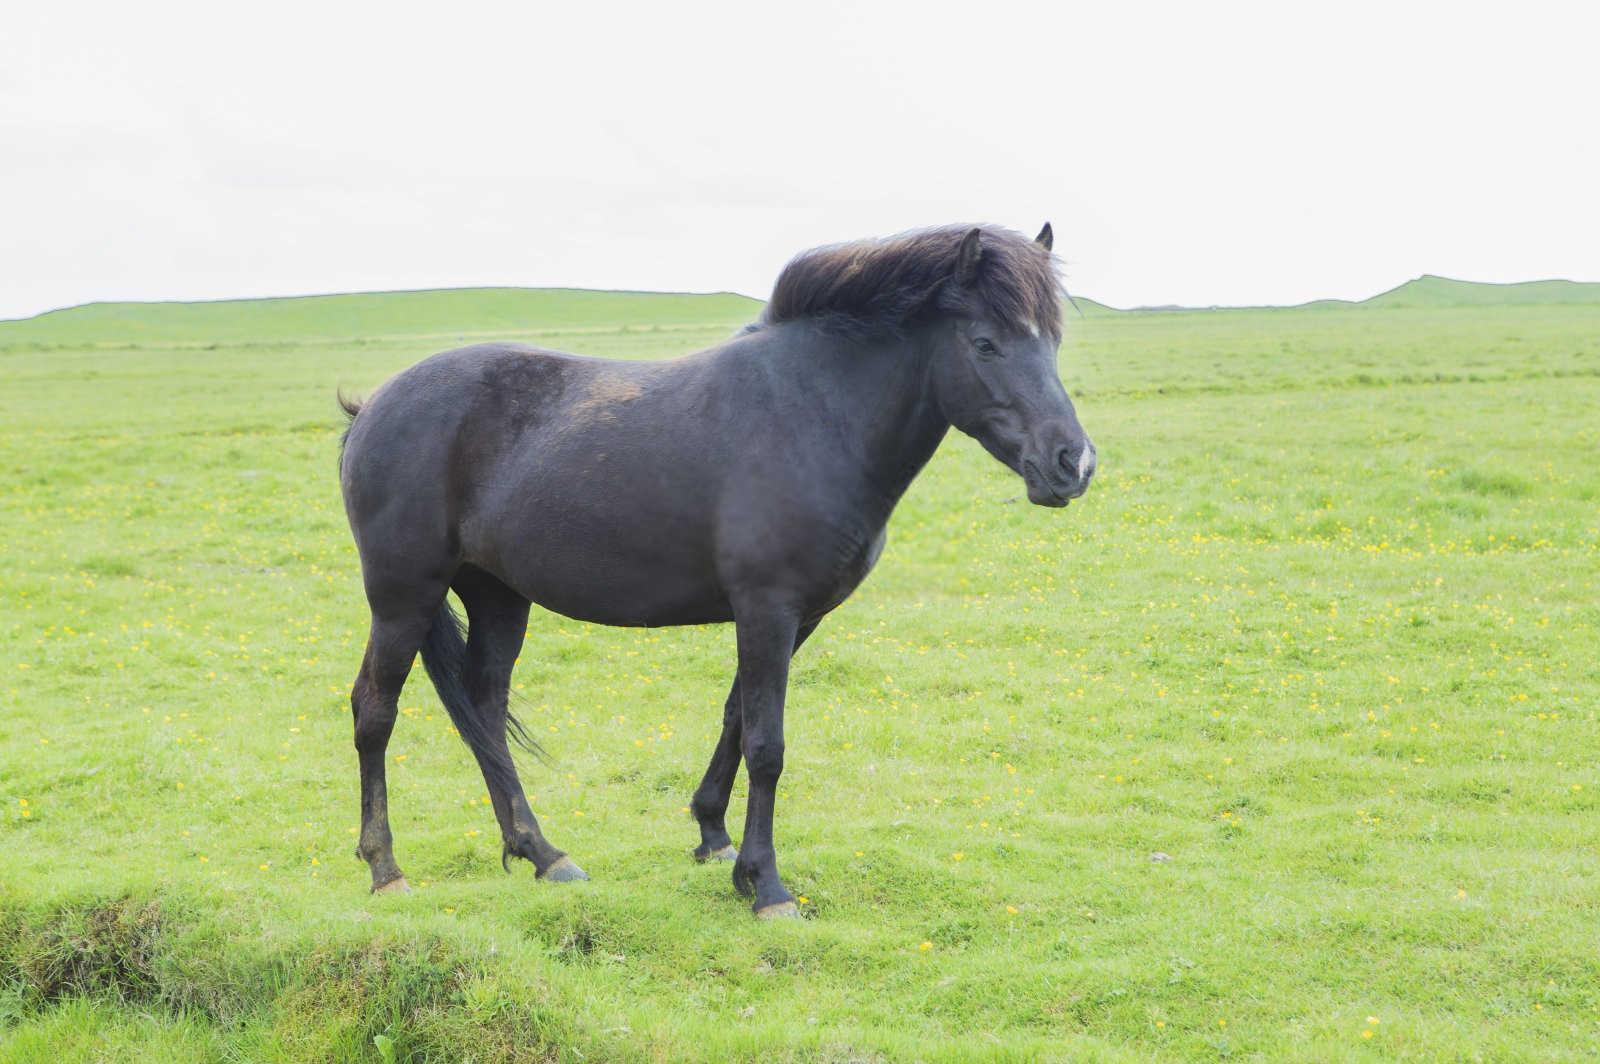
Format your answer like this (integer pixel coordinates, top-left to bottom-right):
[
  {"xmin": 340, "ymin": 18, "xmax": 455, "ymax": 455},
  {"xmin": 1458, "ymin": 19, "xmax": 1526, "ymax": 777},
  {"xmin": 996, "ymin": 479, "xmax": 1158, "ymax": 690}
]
[
  {"xmin": 1363, "ymin": 274, "xmax": 1600, "ymax": 308},
  {"xmin": 5, "ymin": 273, "xmax": 1599, "ymax": 352},
  {"xmin": 0, "ymin": 287, "xmax": 764, "ymax": 349},
  {"xmin": 1060, "ymin": 293, "xmax": 1120, "ymax": 317},
  {"xmin": 1088, "ymin": 275, "xmax": 1600, "ymax": 314}
]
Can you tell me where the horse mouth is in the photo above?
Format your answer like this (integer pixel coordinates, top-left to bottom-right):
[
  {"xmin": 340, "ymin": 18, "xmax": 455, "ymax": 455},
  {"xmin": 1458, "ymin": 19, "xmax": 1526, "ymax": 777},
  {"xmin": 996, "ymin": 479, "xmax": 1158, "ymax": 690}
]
[{"xmin": 1021, "ymin": 461, "xmax": 1072, "ymax": 508}]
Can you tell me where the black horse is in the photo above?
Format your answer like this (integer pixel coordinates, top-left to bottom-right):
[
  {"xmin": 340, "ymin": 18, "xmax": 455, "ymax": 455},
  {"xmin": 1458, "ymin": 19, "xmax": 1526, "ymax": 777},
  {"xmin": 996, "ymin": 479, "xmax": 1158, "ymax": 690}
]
[{"xmin": 339, "ymin": 223, "xmax": 1095, "ymax": 916}]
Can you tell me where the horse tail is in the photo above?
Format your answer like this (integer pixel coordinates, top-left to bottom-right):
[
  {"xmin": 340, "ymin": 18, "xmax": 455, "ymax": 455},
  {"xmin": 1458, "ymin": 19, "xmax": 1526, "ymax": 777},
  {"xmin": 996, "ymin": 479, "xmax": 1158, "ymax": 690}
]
[
  {"xmin": 336, "ymin": 390, "xmax": 363, "ymax": 470},
  {"xmin": 418, "ymin": 599, "xmax": 550, "ymax": 764}
]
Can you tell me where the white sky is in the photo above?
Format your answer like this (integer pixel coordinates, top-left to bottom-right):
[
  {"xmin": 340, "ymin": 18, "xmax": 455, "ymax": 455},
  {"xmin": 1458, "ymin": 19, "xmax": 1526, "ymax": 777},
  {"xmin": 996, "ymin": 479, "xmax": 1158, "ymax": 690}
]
[{"xmin": 4, "ymin": 0, "xmax": 1597, "ymax": 320}]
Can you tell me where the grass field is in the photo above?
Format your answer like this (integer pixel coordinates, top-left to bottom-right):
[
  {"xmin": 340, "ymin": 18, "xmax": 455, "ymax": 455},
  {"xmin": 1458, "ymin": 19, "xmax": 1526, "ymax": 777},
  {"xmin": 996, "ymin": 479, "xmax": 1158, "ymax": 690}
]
[{"xmin": 2, "ymin": 279, "xmax": 1599, "ymax": 1061}]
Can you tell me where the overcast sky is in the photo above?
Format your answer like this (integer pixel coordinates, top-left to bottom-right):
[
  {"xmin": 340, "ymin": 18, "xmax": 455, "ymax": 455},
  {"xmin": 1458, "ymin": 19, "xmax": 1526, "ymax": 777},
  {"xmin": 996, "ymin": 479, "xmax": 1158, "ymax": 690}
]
[{"xmin": 4, "ymin": 0, "xmax": 1596, "ymax": 320}]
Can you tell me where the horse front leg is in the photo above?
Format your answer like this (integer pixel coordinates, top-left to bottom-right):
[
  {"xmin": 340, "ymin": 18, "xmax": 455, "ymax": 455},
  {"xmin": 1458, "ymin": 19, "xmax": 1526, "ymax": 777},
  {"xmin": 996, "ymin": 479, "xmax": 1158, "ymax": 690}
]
[
  {"xmin": 691, "ymin": 622, "xmax": 817, "ymax": 864},
  {"xmin": 728, "ymin": 600, "xmax": 802, "ymax": 918},
  {"xmin": 690, "ymin": 675, "xmax": 744, "ymax": 862}
]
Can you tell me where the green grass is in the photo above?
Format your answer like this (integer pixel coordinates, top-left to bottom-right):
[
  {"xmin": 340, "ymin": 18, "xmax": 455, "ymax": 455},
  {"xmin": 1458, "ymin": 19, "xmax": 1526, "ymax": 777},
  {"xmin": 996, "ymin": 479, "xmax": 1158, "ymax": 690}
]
[{"xmin": 2, "ymin": 287, "xmax": 1598, "ymax": 1061}]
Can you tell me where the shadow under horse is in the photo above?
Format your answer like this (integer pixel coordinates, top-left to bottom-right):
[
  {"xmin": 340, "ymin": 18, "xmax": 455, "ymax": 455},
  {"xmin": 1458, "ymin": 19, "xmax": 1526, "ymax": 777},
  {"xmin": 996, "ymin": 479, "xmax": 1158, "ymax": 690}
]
[{"xmin": 338, "ymin": 223, "xmax": 1096, "ymax": 916}]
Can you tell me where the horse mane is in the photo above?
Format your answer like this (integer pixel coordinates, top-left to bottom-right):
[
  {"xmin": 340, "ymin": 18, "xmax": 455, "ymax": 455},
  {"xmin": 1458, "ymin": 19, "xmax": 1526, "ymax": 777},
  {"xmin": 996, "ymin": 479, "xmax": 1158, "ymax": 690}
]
[{"xmin": 763, "ymin": 224, "xmax": 1063, "ymax": 341}]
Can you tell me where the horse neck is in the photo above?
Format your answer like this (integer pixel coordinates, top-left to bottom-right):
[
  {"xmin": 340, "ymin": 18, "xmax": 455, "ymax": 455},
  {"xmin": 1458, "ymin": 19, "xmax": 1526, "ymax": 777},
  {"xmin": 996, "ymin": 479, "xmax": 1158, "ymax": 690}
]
[{"xmin": 791, "ymin": 321, "xmax": 950, "ymax": 515}]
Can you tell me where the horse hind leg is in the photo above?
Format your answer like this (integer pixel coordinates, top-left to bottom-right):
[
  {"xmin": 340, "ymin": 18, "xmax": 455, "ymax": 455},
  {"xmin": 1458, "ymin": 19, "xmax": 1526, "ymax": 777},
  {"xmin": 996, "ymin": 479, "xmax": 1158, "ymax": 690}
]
[
  {"xmin": 452, "ymin": 567, "xmax": 587, "ymax": 882},
  {"xmin": 351, "ymin": 597, "xmax": 441, "ymax": 894}
]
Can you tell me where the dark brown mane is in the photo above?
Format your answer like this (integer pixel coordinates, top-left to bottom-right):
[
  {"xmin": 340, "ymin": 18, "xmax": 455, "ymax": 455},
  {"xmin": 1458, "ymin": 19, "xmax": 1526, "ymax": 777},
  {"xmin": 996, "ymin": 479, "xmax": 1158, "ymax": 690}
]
[{"xmin": 763, "ymin": 224, "xmax": 1063, "ymax": 341}]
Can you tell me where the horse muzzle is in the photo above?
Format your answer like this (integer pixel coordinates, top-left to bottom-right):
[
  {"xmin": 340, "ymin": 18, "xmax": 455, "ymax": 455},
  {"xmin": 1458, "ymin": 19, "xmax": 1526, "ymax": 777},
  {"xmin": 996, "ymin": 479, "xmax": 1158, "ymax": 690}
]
[{"xmin": 1022, "ymin": 439, "xmax": 1095, "ymax": 508}]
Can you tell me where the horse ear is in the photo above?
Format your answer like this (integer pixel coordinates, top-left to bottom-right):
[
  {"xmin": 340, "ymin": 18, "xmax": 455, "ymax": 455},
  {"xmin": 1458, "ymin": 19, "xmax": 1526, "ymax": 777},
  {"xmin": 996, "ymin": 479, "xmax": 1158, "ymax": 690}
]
[
  {"xmin": 954, "ymin": 227, "xmax": 983, "ymax": 287},
  {"xmin": 1035, "ymin": 222, "xmax": 1053, "ymax": 251}
]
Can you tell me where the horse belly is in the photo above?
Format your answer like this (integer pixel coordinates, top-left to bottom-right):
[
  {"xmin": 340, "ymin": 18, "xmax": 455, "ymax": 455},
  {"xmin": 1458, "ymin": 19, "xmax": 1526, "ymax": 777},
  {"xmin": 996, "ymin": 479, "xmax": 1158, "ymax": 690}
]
[
  {"xmin": 515, "ymin": 553, "xmax": 732, "ymax": 628},
  {"xmin": 467, "ymin": 494, "xmax": 731, "ymax": 628}
]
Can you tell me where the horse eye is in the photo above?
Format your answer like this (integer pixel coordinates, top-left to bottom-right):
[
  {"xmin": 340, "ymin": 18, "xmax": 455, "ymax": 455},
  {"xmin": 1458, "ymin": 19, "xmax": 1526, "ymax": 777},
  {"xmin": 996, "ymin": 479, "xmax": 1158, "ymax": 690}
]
[{"xmin": 974, "ymin": 337, "xmax": 1000, "ymax": 358}]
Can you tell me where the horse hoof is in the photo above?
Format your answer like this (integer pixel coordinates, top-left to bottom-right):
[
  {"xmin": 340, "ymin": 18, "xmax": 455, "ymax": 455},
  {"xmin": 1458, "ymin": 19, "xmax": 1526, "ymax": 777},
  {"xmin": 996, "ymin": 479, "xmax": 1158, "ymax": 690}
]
[
  {"xmin": 372, "ymin": 875, "xmax": 411, "ymax": 895},
  {"xmin": 754, "ymin": 900, "xmax": 801, "ymax": 920},
  {"xmin": 694, "ymin": 844, "xmax": 738, "ymax": 863},
  {"xmin": 539, "ymin": 856, "xmax": 590, "ymax": 882}
]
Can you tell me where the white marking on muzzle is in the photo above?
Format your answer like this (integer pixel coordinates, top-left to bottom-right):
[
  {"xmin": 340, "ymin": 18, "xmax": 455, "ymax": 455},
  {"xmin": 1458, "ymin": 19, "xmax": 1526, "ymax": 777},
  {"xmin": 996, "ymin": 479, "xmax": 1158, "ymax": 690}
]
[{"xmin": 1077, "ymin": 446, "xmax": 1094, "ymax": 481}]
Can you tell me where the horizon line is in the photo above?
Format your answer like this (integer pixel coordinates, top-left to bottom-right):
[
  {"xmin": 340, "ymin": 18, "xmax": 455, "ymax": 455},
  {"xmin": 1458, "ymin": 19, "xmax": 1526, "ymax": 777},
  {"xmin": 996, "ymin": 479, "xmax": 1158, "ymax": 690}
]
[{"xmin": 5, "ymin": 273, "xmax": 1600, "ymax": 327}]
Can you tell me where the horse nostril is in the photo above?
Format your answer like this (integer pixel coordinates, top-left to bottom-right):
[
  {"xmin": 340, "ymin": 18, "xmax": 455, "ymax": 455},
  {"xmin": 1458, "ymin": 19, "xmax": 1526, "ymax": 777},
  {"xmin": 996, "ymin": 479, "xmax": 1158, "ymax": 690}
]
[{"xmin": 1057, "ymin": 444, "xmax": 1094, "ymax": 481}]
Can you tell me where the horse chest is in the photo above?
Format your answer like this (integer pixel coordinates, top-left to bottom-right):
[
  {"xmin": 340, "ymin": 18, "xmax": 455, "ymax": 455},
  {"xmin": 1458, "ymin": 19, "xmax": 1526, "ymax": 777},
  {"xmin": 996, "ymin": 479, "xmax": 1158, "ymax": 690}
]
[{"xmin": 810, "ymin": 524, "xmax": 887, "ymax": 616}]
